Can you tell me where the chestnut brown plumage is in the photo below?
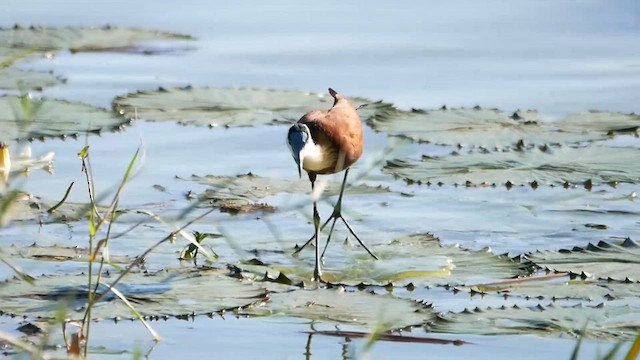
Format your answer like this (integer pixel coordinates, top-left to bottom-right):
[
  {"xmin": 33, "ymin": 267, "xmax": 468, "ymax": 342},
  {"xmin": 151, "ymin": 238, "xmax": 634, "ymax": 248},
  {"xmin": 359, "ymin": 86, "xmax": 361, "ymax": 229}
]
[{"xmin": 287, "ymin": 88, "xmax": 377, "ymax": 282}]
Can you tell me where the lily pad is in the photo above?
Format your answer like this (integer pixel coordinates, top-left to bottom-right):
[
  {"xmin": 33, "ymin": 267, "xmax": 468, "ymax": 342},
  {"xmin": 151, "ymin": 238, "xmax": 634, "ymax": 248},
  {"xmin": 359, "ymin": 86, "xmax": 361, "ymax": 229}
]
[
  {"xmin": 0, "ymin": 267, "xmax": 266, "ymax": 320},
  {"xmin": 431, "ymin": 302, "xmax": 640, "ymax": 340},
  {"xmin": 526, "ymin": 238, "xmax": 640, "ymax": 282},
  {"xmin": 470, "ymin": 276, "xmax": 640, "ymax": 303},
  {"xmin": 0, "ymin": 25, "xmax": 192, "ymax": 60},
  {"xmin": 193, "ymin": 173, "xmax": 390, "ymax": 212},
  {"xmin": 0, "ymin": 191, "xmax": 99, "ymax": 224},
  {"xmin": 112, "ymin": 87, "xmax": 389, "ymax": 128},
  {"xmin": 234, "ymin": 234, "xmax": 530, "ymax": 287},
  {"xmin": 368, "ymin": 107, "xmax": 539, "ymax": 148},
  {"xmin": 0, "ymin": 95, "xmax": 130, "ymax": 141},
  {"xmin": 368, "ymin": 107, "xmax": 640, "ymax": 149},
  {"xmin": 368, "ymin": 234, "xmax": 529, "ymax": 286},
  {"xmin": 243, "ymin": 285, "xmax": 435, "ymax": 330},
  {"xmin": 0, "ymin": 244, "xmax": 131, "ymax": 264},
  {"xmin": 0, "ymin": 69, "xmax": 64, "ymax": 90},
  {"xmin": 556, "ymin": 111, "xmax": 640, "ymax": 136},
  {"xmin": 384, "ymin": 144, "xmax": 640, "ymax": 186},
  {"xmin": 191, "ymin": 173, "xmax": 390, "ymax": 210},
  {"xmin": 0, "ymin": 47, "xmax": 36, "ymax": 68}
]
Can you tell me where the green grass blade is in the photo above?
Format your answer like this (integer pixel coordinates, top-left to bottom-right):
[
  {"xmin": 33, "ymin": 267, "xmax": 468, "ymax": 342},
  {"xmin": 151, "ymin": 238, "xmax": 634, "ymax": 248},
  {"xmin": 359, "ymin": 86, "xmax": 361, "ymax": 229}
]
[
  {"xmin": 99, "ymin": 281, "xmax": 161, "ymax": 341},
  {"xmin": 136, "ymin": 209, "xmax": 213, "ymax": 259},
  {"xmin": 626, "ymin": 332, "xmax": 640, "ymax": 360},
  {"xmin": 602, "ymin": 342, "xmax": 623, "ymax": 360},
  {"xmin": 0, "ymin": 256, "xmax": 35, "ymax": 284}
]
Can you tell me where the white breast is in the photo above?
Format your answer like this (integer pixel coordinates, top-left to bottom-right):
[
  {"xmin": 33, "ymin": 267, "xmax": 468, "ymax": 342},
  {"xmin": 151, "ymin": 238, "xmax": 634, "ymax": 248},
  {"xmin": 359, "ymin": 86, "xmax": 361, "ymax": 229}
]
[{"xmin": 302, "ymin": 141, "xmax": 333, "ymax": 172}]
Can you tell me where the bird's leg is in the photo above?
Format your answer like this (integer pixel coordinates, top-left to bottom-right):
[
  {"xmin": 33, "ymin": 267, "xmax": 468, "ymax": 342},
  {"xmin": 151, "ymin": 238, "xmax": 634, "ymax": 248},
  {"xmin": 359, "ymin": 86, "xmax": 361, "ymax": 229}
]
[
  {"xmin": 291, "ymin": 170, "xmax": 378, "ymax": 275},
  {"xmin": 292, "ymin": 175, "xmax": 332, "ymax": 256},
  {"xmin": 310, "ymin": 175, "xmax": 322, "ymax": 282},
  {"xmin": 292, "ymin": 217, "xmax": 332, "ymax": 255},
  {"xmin": 320, "ymin": 168, "xmax": 378, "ymax": 261},
  {"xmin": 292, "ymin": 169, "xmax": 378, "ymax": 261}
]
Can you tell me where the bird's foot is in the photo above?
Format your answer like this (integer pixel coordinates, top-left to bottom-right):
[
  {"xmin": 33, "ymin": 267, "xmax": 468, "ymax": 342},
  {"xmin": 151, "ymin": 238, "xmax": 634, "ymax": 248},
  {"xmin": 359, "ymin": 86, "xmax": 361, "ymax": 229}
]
[
  {"xmin": 320, "ymin": 207, "xmax": 378, "ymax": 261},
  {"xmin": 292, "ymin": 206, "xmax": 378, "ymax": 261}
]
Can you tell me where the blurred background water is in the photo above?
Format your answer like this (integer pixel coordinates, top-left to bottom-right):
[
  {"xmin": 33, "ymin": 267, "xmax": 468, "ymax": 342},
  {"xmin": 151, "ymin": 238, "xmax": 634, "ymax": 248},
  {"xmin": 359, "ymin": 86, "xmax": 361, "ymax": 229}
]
[
  {"xmin": 2, "ymin": 0, "xmax": 639, "ymax": 208},
  {"xmin": 3, "ymin": 0, "xmax": 639, "ymax": 115},
  {"xmin": 1, "ymin": 1, "xmax": 639, "ymax": 358}
]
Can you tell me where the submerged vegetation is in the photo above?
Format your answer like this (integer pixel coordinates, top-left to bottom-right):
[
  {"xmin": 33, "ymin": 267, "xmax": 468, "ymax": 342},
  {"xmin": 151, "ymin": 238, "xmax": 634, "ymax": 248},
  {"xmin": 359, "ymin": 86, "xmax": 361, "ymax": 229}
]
[{"xmin": 0, "ymin": 25, "xmax": 639, "ymax": 359}]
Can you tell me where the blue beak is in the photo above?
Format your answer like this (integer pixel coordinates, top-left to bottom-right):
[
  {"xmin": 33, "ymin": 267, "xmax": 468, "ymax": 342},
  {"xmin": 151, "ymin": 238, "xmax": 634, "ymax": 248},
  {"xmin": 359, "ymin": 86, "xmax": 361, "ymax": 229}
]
[{"xmin": 287, "ymin": 124, "xmax": 308, "ymax": 178}]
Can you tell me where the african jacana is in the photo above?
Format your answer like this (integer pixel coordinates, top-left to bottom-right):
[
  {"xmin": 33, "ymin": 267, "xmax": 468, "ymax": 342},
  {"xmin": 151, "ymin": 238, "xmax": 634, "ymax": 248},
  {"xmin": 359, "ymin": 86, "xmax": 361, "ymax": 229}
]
[{"xmin": 287, "ymin": 88, "xmax": 378, "ymax": 281}]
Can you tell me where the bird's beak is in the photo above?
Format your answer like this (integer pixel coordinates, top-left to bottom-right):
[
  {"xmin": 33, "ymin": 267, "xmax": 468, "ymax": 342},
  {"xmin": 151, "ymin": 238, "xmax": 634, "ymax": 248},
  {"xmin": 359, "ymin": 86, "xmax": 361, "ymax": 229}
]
[
  {"xmin": 287, "ymin": 123, "xmax": 308, "ymax": 178},
  {"xmin": 294, "ymin": 148, "xmax": 304, "ymax": 178}
]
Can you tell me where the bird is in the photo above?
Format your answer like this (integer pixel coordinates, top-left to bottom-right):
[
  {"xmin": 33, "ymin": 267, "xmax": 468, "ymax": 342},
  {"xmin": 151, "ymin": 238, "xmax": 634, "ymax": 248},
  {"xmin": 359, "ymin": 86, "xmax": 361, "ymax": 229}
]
[{"xmin": 287, "ymin": 88, "xmax": 378, "ymax": 282}]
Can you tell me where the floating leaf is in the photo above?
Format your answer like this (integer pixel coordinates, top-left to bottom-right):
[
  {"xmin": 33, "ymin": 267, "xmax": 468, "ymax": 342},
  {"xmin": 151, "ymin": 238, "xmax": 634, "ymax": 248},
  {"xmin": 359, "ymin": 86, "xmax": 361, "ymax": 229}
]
[
  {"xmin": 471, "ymin": 276, "xmax": 640, "ymax": 302},
  {"xmin": 194, "ymin": 173, "xmax": 389, "ymax": 197},
  {"xmin": 368, "ymin": 107, "xmax": 639, "ymax": 149},
  {"xmin": 0, "ymin": 26, "xmax": 191, "ymax": 93},
  {"xmin": 527, "ymin": 238, "xmax": 640, "ymax": 282},
  {"xmin": 0, "ymin": 25, "xmax": 192, "ymax": 58},
  {"xmin": 0, "ymin": 192, "xmax": 99, "ymax": 224},
  {"xmin": 243, "ymin": 285, "xmax": 435, "ymax": 330},
  {"xmin": 0, "ymin": 47, "xmax": 36, "ymax": 68},
  {"xmin": 235, "ymin": 234, "xmax": 529, "ymax": 287},
  {"xmin": 556, "ymin": 111, "xmax": 640, "ymax": 136},
  {"xmin": 0, "ymin": 95, "xmax": 130, "ymax": 141},
  {"xmin": 384, "ymin": 145, "xmax": 640, "ymax": 186},
  {"xmin": 112, "ymin": 87, "xmax": 388, "ymax": 128},
  {"xmin": 0, "ymin": 244, "xmax": 131, "ymax": 264},
  {"xmin": 367, "ymin": 234, "xmax": 529, "ymax": 286},
  {"xmin": 193, "ymin": 173, "xmax": 389, "ymax": 214},
  {"xmin": 369, "ymin": 107, "xmax": 539, "ymax": 149},
  {"xmin": 0, "ymin": 268, "xmax": 266, "ymax": 320},
  {"xmin": 193, "ymin": 173, "xmax": 390, "ymax": 212},
  {"xmin": 431, "ymin": 302, "xmax": 640, "ymax": 340},
  {"xmin": 0, "ymin": 69, "xmax": 63, "ymax": 90}
]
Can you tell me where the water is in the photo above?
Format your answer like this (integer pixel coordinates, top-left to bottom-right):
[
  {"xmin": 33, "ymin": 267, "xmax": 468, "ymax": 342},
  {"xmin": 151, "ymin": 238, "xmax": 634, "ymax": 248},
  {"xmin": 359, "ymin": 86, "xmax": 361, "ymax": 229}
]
[
  {"xmin": 3, "ymin": 1, "xmax": 640, "ymax": 115},
  {"xmin": 1, "ymin": 1, "xmax": 640, "ymax": 358}
]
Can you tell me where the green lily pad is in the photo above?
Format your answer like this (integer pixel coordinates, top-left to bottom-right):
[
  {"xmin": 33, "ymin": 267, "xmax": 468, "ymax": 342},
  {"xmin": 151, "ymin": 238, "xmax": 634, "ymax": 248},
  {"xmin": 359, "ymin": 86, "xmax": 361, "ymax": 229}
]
[
  {"xmin": 0, "ymin": 243, "xmax": 131, "ymax": 264},
  {"xmin": 0, "ymin": 25, "xmax": 192, "ymax": 59},
  {"xmin": 0, "ymin": 25, "xmax": 192, "ymax": 93},
  {"xmin": 0, "ymin": 47, "xmax": 36, "ymax": 68},
  {"xmin": 0, "ymin": 95, "xmax": 130, "ymax": 141},
  {"xmin": 556, "ymin": 111, "xmax": 640, "ymax": 136},
  {"xmin": 234, "ymin": 234, "xmax": 530, "ymax": 287},
  {"xmin": 384, "ymin": 145, "xmax": 640, "ymax": 186},
  {"xmin": 369, "ymin": 107, "xmax": 538, "ymax": 148},
  {"xmin": 369, "ymin": 234, "xmax": 529, "ymax": 286},
  {"xmin": 193, "ymin": 173, "xmax": 390, "ymax": 212},
  {"xmin": 526, "ymin": 238, "xmax": 640, "ymax": 282},
  {"xmin": 0, "ymin": 267, "xmax": 266, "ymax": 320},
  {"xmin": 243, "ymin": 285, "xmax": 435, "ymax": 330},
  {"xmin": 431, "ymin": 302, "xmax": 640, "ymax": 340},
  {"xmin": 112, "ymin": 87, "xmax": 389, "ymax": 127},
  {"xmin": 0, "ymin": 191, "xmax": 103, "ymax": 224},
  {"xmin": 0, "ymin": 69, "xmax": 64, "ymax": 90},
  {"xmin": 471, "ymin": 276, "xmax": 640, "ymax": 303},
  {"xmin": 368, "ymin": 107, "xmax": 639, "ymax": 149}
]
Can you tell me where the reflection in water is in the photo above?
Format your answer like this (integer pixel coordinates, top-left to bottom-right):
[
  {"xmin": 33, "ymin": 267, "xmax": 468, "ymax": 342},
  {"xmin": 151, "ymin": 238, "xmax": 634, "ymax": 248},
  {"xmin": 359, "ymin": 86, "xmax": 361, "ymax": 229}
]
[
  {"xmin": 143, "ymin": 340, "xmax": 159, "ymax": 359},
  {"xmin": 341, "ymin": 337, "xmax": 353, "ymax": 360},
  {"xmin": 304, "ymin": 323, "xmax": 355, "ymax": 360},
  {"xmin": 304, "ymin": 332, "xmax": 312, "ymax": 360}
]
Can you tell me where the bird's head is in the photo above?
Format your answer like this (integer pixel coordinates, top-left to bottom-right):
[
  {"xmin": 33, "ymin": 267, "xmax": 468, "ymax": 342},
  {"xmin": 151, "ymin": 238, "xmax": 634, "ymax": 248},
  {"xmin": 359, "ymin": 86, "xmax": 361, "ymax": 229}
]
[{"xmin": 287, "ymin": 123, "xmax": 311, "ymax": 178}]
